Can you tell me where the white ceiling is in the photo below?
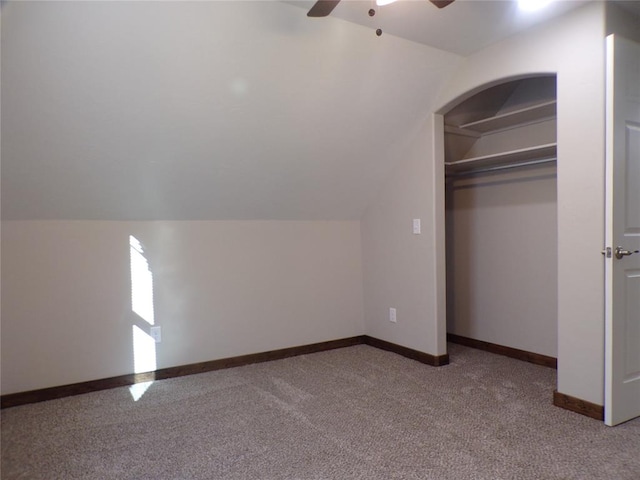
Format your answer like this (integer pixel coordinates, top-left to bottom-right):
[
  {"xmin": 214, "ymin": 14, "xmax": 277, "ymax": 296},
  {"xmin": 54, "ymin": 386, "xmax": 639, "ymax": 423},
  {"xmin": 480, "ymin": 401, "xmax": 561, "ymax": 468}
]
[
  {"xmin": 1, "ymin": 1, "xmax": 461, "ymax": 220},
  {"xmin": 3, "ymin": 1, "xmax": 635, "ymax": 221},
  {"xmin": 284, "ymin": 0, "xmax": 592, "ymax": 55}
]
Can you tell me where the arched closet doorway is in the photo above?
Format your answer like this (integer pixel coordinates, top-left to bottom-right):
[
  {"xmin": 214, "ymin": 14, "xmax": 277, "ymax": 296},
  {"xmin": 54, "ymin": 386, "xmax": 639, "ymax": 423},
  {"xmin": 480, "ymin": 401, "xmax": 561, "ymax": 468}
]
[{"xmin": 440, "ymin": 75, "xmax": 558, "ymax": 367}]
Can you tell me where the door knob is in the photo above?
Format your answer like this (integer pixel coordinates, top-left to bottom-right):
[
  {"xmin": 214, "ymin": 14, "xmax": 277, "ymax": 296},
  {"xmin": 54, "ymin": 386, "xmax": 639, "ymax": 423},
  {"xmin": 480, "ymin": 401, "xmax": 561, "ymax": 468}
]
[{"xmin": 614, "ymin": 246, "xmax": 640, "ymax": 259}]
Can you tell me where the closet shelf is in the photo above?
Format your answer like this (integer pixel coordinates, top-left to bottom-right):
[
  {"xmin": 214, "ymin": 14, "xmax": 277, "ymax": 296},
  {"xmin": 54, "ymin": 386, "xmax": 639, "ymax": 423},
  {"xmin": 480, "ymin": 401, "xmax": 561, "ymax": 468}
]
[
  {"xmin": 445, "ymin": 143, "xmax": 557, "ymax": 173},
  {"xmin": 456, "ymin": 100, "xmax": 557, "ymax": 134},
  {"xmin": 444, "ymin": 125, "xmax": 482, "ymax": 138}
]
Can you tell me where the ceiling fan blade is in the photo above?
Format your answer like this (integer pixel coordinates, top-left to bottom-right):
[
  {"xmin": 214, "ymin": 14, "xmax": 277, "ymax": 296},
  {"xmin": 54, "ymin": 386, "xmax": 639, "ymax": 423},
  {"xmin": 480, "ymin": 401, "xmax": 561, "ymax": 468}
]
[
  {"xmin": 307, "ymin": 0, "xmax": 341, "ymax": 17},
  {"xmin": 430, "ymin": 0, "xmax": 455, "ymax": 8}
]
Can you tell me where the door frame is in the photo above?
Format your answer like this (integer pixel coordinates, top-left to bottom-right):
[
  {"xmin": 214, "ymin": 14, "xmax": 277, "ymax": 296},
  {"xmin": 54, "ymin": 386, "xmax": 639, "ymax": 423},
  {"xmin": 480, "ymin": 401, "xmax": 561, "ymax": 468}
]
[{"xmin": 432, "ymin": 74, "xmax": 560, "ymax": 361}]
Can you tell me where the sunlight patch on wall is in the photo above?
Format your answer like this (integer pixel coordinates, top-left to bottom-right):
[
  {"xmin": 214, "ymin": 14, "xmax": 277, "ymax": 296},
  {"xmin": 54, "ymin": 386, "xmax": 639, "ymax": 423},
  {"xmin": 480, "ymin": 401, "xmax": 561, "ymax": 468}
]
[
  {"xmin": 130, "ymin": 235, "xmax": 155, "ymax": 325},
  {"xmin": 129, "ymin": 235, "xmax": 157, "ymax": 401},
  {"xmin": 132, "ymin": 324, "xmax": 157, "ymax": 374}
]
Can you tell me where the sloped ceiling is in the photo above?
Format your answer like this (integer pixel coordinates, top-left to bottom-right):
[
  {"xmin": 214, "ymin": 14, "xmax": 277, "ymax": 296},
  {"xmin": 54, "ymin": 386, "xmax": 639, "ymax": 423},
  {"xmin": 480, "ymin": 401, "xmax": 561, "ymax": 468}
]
[
  {"xmin": 1, "ymin": 0, "xmax": 461, "ymax": 220},
  {"xmin": 2, "ymin": 1, "xmax": 605, "ymax": 221},
  {"xmin": 286, "ymin": 0, "xmax": 590, "ymax": 55}
]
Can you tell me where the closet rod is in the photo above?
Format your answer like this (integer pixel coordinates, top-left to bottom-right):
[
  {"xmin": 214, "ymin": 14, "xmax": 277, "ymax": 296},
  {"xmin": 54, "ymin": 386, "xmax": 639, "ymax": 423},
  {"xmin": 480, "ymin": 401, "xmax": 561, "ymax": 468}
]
[{"xmin": 446, "ymin": 157, "xmax": 556, "ymax": 177}]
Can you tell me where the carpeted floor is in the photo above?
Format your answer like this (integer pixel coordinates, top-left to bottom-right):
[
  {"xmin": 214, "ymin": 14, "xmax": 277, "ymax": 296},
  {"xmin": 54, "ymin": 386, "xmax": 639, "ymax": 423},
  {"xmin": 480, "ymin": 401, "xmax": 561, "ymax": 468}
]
[{"xmin": 2, "ymin": 343, "xmax": 639, "ymax": 479}]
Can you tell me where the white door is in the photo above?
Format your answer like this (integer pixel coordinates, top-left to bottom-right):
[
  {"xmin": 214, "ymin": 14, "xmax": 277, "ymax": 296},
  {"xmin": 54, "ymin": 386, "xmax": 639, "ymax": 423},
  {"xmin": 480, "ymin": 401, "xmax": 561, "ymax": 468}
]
[{"xmin": 605, "ymin": 34, "xmax": 640, "ymax": 427}]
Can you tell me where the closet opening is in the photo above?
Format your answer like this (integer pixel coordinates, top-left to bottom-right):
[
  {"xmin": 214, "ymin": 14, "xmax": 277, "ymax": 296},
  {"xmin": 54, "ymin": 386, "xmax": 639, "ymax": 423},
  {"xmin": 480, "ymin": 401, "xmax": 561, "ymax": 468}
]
[{"xmin": 442, "ymin": 75, "xmax": 558, "ymax": 368}]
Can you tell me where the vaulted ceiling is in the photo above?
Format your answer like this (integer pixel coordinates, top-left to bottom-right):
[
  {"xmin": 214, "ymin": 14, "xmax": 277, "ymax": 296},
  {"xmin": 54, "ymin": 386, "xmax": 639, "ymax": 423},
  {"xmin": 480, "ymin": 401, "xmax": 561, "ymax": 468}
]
[
  {"xmin": 285, "ymin": 0, "xmax": 590, "ymax": 55},
  {"xmin": 2, "ymin": 0, "xmax": 461, "ymax": 220},
  {"xmin": 0, "ymin": 0, "xmax": 606, "ymax": 221}
]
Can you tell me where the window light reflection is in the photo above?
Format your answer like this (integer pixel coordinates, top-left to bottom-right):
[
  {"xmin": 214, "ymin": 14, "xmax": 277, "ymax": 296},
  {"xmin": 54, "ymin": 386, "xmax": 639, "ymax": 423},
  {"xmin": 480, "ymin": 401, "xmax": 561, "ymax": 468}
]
[
  {"xmin": 130, "ymin": 235, "xmax": 155, "ymax": 325},
  {"xmin": 129, "ymin": 235, "xmax": 157, "ymax": 401}
]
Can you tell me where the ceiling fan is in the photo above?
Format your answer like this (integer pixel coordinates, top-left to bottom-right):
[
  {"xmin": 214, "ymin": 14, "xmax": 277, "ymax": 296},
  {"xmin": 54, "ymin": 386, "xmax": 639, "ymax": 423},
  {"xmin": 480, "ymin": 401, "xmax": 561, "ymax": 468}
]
[{"xmin": 307, "ymin": 0, "xmax": 455, "ymax": 18}]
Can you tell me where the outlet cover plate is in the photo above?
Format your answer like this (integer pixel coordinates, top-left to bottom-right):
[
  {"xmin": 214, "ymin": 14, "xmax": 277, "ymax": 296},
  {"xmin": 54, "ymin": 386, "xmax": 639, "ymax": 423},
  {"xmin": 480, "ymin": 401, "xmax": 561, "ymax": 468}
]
[{"xmin": 150, "ymin": 326, "xmax": 162, "ymax": 343}]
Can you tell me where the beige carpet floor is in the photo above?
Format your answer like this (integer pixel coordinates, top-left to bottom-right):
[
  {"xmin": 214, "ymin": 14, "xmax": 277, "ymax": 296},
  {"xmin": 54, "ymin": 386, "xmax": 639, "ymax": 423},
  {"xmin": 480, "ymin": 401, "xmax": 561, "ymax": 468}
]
[{"xmin": 2, "ymin": 343, "xmax": 639, "ymax": 479}]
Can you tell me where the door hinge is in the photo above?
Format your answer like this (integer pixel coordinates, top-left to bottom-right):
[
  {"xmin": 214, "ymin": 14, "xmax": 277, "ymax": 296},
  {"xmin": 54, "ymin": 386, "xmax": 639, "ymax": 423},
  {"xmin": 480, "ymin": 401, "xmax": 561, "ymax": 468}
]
[{"xmin": 602, "ymin": 247, "xmax": 612, "ymax": 258}]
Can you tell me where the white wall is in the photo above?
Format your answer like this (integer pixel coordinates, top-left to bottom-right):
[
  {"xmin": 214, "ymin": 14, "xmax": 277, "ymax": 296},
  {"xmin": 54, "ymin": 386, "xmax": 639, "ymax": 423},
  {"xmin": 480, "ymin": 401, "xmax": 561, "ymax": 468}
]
[
  {"xmin": 0, "ymin": 1, "xmax": 460, "ymax": 395},
  {"xmin": 446, "ymin": 165, "xmax": 558, "ymax": 357},
  {"xmin": 361, "ymin": 115, "xmax": 447, "ymax": 355},
  {"xmin": 362, "ymin": 2, "xmax": 608, "ymax": 405},
  {"xmin": 437, "ymin": 3, "xmax": 607, "ymax": 404},
  {"xmin": 4, "ymin": 1, "xmax": 629, "ymax": 406},
  {"xmin": 1, "ymin": 220, "xmax": 364, "ymax": 395}
]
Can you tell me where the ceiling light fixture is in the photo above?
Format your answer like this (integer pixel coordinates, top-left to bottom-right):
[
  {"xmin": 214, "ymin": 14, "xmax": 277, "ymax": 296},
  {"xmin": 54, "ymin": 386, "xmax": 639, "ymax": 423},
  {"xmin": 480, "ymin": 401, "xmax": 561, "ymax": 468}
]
[{"xmin": 518, "ymin": 0, "xmax": 553, "ymax": 12}]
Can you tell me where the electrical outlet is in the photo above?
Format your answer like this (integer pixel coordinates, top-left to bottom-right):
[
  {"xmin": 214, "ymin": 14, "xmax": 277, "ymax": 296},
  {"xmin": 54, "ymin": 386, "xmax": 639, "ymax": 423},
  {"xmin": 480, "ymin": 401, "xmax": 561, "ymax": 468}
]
[
  {"xmin": 389, "ymin": 307, "xmax": 397, "ymax": 323},
  {"xmin": 412, "ymin": 218, "xmax": 421, "ymax": 235},
  {"xmin": 150, "ymin": 326, "xmax": 162, "ymax": 343}
]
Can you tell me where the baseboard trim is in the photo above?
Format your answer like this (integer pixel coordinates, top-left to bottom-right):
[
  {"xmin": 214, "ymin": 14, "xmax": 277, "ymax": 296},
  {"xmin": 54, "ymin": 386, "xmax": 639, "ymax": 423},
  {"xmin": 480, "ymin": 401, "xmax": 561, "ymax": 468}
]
[
  {"xmin": 2, "ymin": 335, "xmax": 450, "ymax": 408},
  {"xmin": 364, "ymin": 336, "xmax": 450, "ymax": 366},
  {"xmin": 553, "ymin": 390, "xmax": 604, "ymax": 421},
  {"xmin": 447, "ymin": 333, "xmax": 557, "ymax": 369},
  {"xmin": 1, "ymin": 336, "xmax": 366, "ymax": 409},
  {"xmin": 6, "ymin": 336, "xmax": 602, "ymax": 423},
  {"xmin": 153, "ymin": 335, "xmax": 366, "ymax": 381}
]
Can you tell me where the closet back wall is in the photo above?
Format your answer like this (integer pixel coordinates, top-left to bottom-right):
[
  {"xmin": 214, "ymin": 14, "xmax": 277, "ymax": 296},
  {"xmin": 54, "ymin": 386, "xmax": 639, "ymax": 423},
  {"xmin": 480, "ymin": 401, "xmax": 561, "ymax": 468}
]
[{"xmin": 446, "ymin": 165, "xmax": 558, "ymax": 357}]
